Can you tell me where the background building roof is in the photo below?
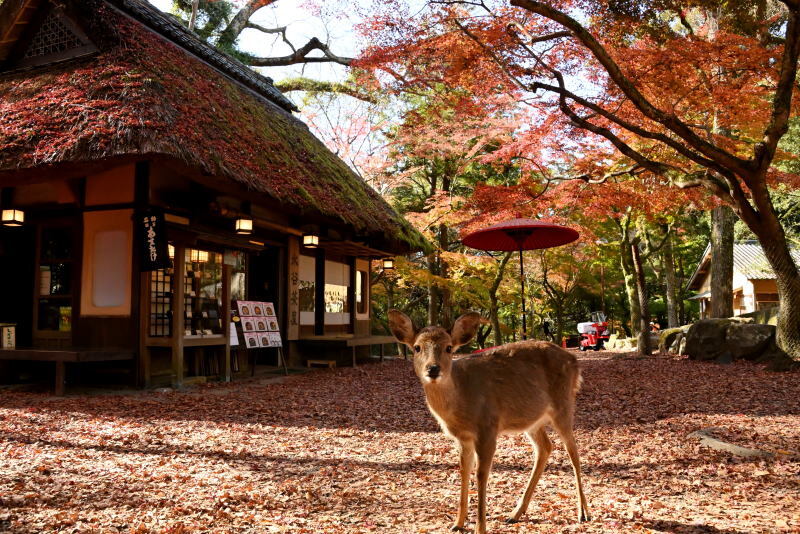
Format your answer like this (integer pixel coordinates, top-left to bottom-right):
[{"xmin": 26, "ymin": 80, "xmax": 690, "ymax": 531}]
[{"xmin": 686, "ymin": 241, "xmax": 800, "ymax": 291}]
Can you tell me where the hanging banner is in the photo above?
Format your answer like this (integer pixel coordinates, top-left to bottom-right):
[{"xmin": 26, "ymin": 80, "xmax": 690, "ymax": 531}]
[
  {"xmin": 137, "ymin": 209, "xmax": 170, "ymax": 272},
  {"xmin": 287, "ymin": 236, "xmax": 300, "ymax": 340}
]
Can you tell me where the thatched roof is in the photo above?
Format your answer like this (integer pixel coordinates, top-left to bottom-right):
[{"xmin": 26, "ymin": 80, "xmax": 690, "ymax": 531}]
[{"xmin": 0, "ymin": 0, "xmax": 425, "ymax": 253}]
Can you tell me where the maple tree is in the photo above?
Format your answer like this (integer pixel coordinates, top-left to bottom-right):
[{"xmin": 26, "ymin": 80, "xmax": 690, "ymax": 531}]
[
  {"xmin": 359, "ymin": 0, "xmax": 800, "ymax": 360},
  {"xmin": 377, "ymin": 89, "xmax": 518, "ymax": 330}
]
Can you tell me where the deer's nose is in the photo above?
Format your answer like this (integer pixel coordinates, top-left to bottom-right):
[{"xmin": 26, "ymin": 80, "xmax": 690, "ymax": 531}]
[{"xmin": 426, "ymin": 365, "xmax": 440, "ymax": 378}]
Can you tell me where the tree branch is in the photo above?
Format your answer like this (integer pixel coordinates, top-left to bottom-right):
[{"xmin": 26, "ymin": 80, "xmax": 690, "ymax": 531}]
[
  {"xmin": 219, "ymin": 0, "xmax": 278, "ymax": 48},
  {"xmin": 249, "ymin": 37, "xmax": 353, "ymax": 67},
  {"xmin": 506, "ymin": 22, "xmax": 571, "ymax": 44},
  {"xmin": 529, "ymin": 82, "xmax": 729, "ymax": 176},
  {"xmin": 275, "ymin": 77, "xmax": 378, "ymax": 103},
  {"xmin": 510, "ymin": 0, "xmax": 756, "ymax": 178},
  {"xmin": 756, "ymin": 7, "xmax": 800, "ymax": 172}
]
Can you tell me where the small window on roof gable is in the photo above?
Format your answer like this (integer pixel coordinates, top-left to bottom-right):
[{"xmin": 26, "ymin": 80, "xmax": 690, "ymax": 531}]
[{"xmin": 13, "ymin": 6, "xmax": 97, "ymax": 69}]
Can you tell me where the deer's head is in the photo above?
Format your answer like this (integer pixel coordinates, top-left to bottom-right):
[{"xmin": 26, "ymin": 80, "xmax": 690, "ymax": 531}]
[{"xmin": 388, "ymin": 309, "xmax": 482, "ymax": 384}]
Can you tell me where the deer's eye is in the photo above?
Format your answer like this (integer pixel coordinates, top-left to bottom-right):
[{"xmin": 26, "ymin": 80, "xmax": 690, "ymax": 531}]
[
  {"xmin": 446, "ymin": 345, "xmax": 452, "ymax": 353},
  {"xmin": 414, "ymin": 345, "xmax": 421, "ymax": 353}
]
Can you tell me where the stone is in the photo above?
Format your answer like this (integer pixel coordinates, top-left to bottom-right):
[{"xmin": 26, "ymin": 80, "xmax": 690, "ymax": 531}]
[
  {"xmin": 686, "ymin": 319, "xmax": 778, "ymax": 362},
  {"xmin": 677, "ymin": 335, "xmax": 687, "ymax": 355},
  {"xmin": 726, "ymin": 323, "xmax": 775, "ymax": 361},
  {"xmin": 685, "ymin": 319, "xmax": 733, "ymax": 361},
  {"xmin": 659, "ymin": 325, "xmax": 690, "ymax": 354},
  {"xmin": 715, "ymin": 352, "xmax": 733, "ymax": 364},
  {"xmin": 669, "ymin": 332, "xmax": 685, "ymax": 353}
]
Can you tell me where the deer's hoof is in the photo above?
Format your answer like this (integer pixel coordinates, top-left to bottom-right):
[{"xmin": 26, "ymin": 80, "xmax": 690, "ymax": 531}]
[
  {"xmin": 450, "ymin": 526, "xmax": 470, "ymax": 532},
  {"xmin": 579, "ymin": 510, "xmax": 592, "ymax": 523},
  {"xmin": 504, "ymin": 517, "xmax": 520, "ymax": 524}
]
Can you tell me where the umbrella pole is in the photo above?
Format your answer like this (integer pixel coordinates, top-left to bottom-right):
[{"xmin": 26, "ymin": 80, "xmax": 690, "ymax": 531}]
[{"xmin": 519, "ymin": 248, "xmax": 526, "ymax": 340}]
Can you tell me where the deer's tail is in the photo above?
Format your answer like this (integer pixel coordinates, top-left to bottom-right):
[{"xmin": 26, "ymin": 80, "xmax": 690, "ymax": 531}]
[{"xmin": 573, "ymin": 367, "xmax": 583, "ymax": 395}]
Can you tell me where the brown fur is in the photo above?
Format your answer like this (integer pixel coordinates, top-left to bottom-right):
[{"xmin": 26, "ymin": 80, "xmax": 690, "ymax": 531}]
[{"xmin": 388, "ymin": 310, "xmax": 590, "ymax": 534}]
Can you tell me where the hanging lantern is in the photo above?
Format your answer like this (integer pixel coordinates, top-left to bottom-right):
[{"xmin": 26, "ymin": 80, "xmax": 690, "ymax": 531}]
[
  {"xmin": 168, "ymin": 244, "xmax": 175, "ymax": 259},
  {"xmin": 235, "ymin": 218, "xmax": 253, "ymax": 235},
  {"xmin": 382, "ymin": 258, "xmax": 395, "ymax": 270},
  {"xmin": 303, "ymin": 234, "xmax": 319, "ymax": 248},
  {"xmin": 1, "ymin": 209, "xmax": 24, "ymax": 227}
]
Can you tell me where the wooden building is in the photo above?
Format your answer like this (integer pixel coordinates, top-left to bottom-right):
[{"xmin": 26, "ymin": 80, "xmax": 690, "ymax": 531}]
[
  {"xmin": 0, "ymin": 0, "xmax": 423, "ymax": 393},
  {"xmin": 687, "ymin": 241, "xmax": 800, "ymax": 318}
]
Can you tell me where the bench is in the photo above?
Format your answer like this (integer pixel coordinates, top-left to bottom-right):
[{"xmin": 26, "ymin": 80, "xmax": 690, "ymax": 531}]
[
  {"xmin": 307, "ymin": 359, "xmax": 336, "ymax": 368},
  {"xmin": 0, "ymin": 348, "xmax": 135, "ymax": 396},
  {"xmin": 345, "ymin": 335, "xmax": 398, "ymax": 367},
  {"xmin": 299, "ymin": 335, "xmax": 401, "ymax": 367}
]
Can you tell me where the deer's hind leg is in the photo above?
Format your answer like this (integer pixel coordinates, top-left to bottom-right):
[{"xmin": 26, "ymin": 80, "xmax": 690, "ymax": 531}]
[
  {"xmin": 551, "ymin": 410, "xmax": 590, "ymax": 523},
  {"xmin": 505, "ymin": 425, "xmax": 552, "ymax": 524}
]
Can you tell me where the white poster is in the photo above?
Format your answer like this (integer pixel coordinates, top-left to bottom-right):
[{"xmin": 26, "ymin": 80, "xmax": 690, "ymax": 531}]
[{"xmin": 229, "ymin": 322, "xmax": 239, "ymax": 346}]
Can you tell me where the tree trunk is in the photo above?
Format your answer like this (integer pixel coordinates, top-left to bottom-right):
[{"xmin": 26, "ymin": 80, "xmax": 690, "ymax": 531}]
[
  {"xmin": 438, "ymin": 223, "xmax": 452, "ymax": 328},
  {"xmin": 489, "ymin": 252, "xmax": 512, "ymax": 347},
  {"xmin": 663, "ymin": 233, "xmax": 680, "ymax": 328},
  {"xmin": 749, "ymin": 211, "xmax": 800, "ymax": 361},
  {"xmin": 188, "ymin": 0, "xmax": 200, "ymax": 30},
  {"xmin": 710, "ymin": 205, "xmax": 735, "ymax": 318},
  {"xmin": 427, "ymin": 252, "xmax": 440, "ymax": 325},
  {"xmin": 620, "ymin": 240, "xmax": 641, "ymax": 336},
  {"xmin": 554, "ymin": 302, "xmax": 565, "ymax": 346},
  {"xmin": 632, "ymin": 242, "xmax": 652, "ymax": 354}
]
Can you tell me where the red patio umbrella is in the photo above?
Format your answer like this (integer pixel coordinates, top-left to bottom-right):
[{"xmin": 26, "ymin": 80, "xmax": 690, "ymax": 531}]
[{"xmin": 462, "ymin": 218, "xmax": 579, "ymax": 339}]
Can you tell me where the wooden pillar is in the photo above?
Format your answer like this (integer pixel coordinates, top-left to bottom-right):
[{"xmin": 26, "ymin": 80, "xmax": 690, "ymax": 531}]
[
  {"xmin": 138, "ymin": 271, "xmax": 151, "ymax": 388},
  {"xmin": 348, "ymin": 257, "xmax": 356, "ymax": 334},
  {"xmin": 171, "ymin": 244, "xmax": 185, "ymax": 388},
  {"xmin": 134, "ymin": 161, "xmax": 150, "ymax": 388},
  {"xmin": 222, "ymin": 263, "xmax": 232, "ymax": 382},
  {"xmin": 54, "ymin": 361, "xmax": 65, "ymax": 396},
  {"xmin": 314, "ymin": 247, "xmax": 325, "ymax": 336}
]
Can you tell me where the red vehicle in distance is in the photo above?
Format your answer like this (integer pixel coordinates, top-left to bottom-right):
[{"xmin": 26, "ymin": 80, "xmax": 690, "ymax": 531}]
[{"xmin": 578, "ymin": 311, "xmax": 610, "ymax": 351}]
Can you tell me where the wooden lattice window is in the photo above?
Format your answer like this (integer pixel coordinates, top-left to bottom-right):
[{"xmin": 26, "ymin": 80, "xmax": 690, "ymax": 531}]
[
  {"xmin": 14, "ymin": 7, "xmax": 97, "ymax": 69},
  {"xmin": 149, "ymin": 268, "xmax": 173, "ymax": 337}
]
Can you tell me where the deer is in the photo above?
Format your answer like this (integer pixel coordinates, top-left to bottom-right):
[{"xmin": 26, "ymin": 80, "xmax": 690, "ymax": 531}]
[{"xmin": 388, "ymin": 309, "xmax": 590, "ymax": 534}]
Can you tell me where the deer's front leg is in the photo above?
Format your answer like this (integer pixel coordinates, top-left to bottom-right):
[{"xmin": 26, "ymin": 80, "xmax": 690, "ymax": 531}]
[
  {"xmin": 475, "ymin": 435, "xmax": 497, "ymax": 534},
  {"xmin": 451, "ymin": 440, "xmax": 475, "ymax": 532}
]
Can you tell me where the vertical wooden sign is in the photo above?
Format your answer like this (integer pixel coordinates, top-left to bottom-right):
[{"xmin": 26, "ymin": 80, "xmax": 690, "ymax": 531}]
[{"xmin": 287, "ymin": 236, "xmax": 300, "ymax": 340}]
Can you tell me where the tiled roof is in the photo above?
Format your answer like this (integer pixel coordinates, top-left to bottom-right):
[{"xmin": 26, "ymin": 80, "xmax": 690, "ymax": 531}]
[
  {"xmin": 686, "ymin": 241, "xmax": 800, "ymax": 291},
  {"xmin": 732, "ymin": 241, "xmax": 800, "ymax": 279}
]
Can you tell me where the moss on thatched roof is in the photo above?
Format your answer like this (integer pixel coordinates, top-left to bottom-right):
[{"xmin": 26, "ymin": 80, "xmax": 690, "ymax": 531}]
[{"xmin": 0, "ymin": 0, "xmax": 425, "ymax": 253}]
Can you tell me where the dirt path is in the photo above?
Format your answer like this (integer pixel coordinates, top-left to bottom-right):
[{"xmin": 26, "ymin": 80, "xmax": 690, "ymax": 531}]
[{"xmin": 0, "ymin": 352, "xmax": 798, "ymax": 533}]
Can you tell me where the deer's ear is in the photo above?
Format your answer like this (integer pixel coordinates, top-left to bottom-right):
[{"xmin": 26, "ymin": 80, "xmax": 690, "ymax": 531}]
[
  {"xmin": 388, "ymin": 309, "xmax": 416, "ymax": 347},
  {"xmin": 450, "ymin": 312, "xmax": 482, "ymax": 349}
]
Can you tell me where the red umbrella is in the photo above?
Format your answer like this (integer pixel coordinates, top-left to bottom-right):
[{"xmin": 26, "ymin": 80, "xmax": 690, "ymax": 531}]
[{"xmin": 462, "ymin": 218, "xmax": 579, "ymax": 339}]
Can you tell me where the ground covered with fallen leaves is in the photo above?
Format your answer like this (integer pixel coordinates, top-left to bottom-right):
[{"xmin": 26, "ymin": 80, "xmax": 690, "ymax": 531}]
[{"xmin": 1, "ymin": 352, "xmax": 798, "ymax": 533}]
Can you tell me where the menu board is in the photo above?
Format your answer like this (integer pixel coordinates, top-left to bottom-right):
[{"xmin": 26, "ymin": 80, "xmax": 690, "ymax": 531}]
[{"xmin": 236, "ymin": 301, "xmax": 282, "ymax": 347}]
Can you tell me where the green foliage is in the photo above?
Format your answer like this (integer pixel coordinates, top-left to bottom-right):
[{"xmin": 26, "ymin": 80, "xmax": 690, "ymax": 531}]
[{"xmin": 171, "ymin": 0, "xmax": 233, "ymax": 41}]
